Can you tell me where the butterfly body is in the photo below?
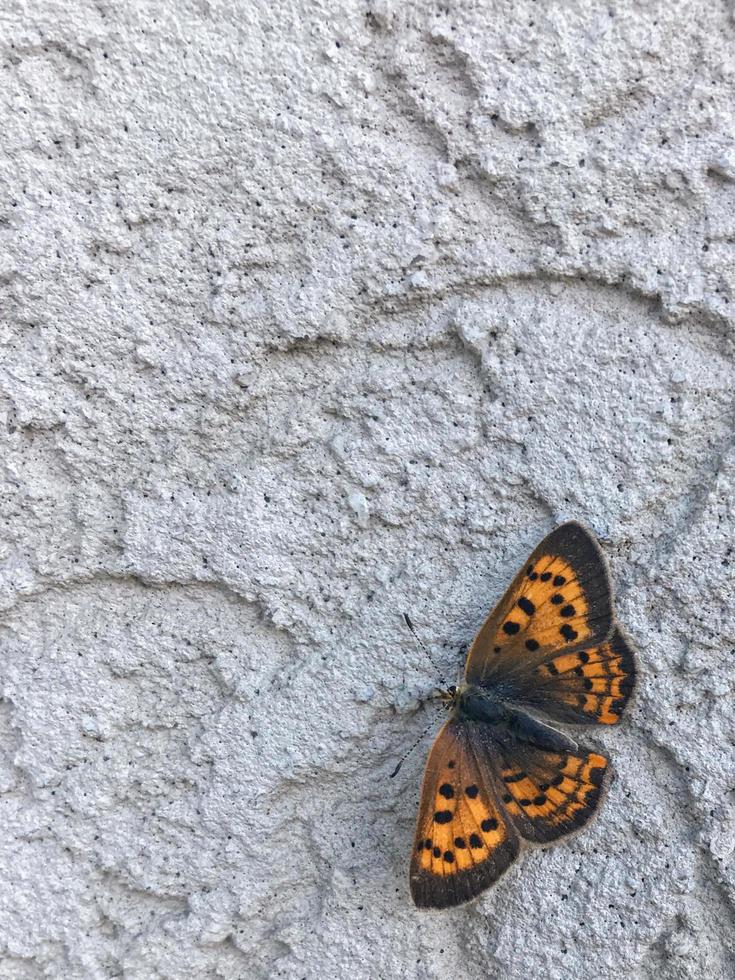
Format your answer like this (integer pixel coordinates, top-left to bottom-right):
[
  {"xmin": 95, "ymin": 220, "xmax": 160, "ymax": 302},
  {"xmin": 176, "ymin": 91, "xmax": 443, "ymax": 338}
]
[
  {"xmin": 409, "ymin": 522, "xmax": 638, "ymax": 909},
  {"xmin": 455, "ymin": 685, "xmax": 509, "ymax": 725},
  {"xmin": 447, "ymin": 684, "xmax": 576, "ymax": 752}
]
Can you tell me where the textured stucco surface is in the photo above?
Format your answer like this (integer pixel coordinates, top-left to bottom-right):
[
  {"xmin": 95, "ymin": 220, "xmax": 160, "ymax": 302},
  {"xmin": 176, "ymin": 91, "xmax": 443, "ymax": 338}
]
[{"xmin": 1, "ymin": 1, "xmax": 735, "ymax": 977}]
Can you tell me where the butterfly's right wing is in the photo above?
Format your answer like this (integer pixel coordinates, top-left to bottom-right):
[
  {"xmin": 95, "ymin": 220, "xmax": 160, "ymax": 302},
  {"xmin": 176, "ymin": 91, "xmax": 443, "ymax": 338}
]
[
  {"xmin": 464, "ymin": 522, "xmax": 615, "ymax": 688},
  {"xmin": 509, "ymin": 627, "xmax": 638, "ymax": 726},
  {"xmin": 410, "ymin": 718, "xmax": 520, "ymax": 909}
]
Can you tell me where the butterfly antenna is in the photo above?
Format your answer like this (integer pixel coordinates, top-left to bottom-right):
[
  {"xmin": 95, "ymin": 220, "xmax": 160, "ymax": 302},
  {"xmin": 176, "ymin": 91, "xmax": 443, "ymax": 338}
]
[
  {"xmin": 390, "ymin": 716, "xmax": 438, "ymax": 779},
  {"xmin": 402, "ymin": 613, "xmax": 447, "ymax": 687}
]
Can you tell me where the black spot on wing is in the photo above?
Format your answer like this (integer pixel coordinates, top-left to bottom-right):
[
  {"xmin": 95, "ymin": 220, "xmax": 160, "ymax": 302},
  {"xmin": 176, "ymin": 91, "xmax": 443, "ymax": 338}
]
[{"xmin": 503, "ymin": 771, "xmax": 526, "ymax": 783}]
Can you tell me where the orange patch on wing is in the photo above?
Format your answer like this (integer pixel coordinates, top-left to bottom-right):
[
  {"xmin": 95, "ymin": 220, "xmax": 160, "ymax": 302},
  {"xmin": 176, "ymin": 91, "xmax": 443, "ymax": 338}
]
[
  {"xmin": 534, "ymin": 638, "xmax": 635, "ymax": 724},
  {"xmin": 496, "ymin": 553, "xmax": 594, "ymax": 652}
]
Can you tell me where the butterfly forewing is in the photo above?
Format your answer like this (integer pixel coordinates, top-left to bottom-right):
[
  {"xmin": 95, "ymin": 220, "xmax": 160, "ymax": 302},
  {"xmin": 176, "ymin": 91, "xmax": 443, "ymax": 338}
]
[
  {"xmin": 410, "ymin": 719, "xmax": 520, "ymax": 909},
  {"xmin": 464, "ymin": 522, "xmax": 615, "ymax": 687}
]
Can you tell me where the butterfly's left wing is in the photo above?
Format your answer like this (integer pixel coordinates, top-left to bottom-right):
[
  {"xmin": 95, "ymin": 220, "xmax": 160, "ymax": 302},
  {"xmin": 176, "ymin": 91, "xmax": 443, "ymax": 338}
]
[
  {"xmin": 464, "ymin": 522, "xmax": 615, "ymax": 687},
  {"xmin": 410, "ymin": 718, "xmax": 520, "ymax": 909},
  {"xmin": 483, "ymin": 726, "xmax": 611, "ymax": 845}
]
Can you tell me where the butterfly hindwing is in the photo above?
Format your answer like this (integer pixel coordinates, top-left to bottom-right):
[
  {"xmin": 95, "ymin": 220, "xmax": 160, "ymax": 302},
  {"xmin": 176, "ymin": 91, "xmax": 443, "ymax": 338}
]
[
  {"xmin": 410, "ymin": 718, "xmax": 520, "ymax": 909},
  {"xmin": 464, "ymin": 522, "xmax": 615, "ymax": 687},
  {"xmin": 511, "ymin": 628, "xmax": 637, "ymax": 725},
  {"xmin": 481, "ymin": 725, "xmax": 611, "ymax": 844}
]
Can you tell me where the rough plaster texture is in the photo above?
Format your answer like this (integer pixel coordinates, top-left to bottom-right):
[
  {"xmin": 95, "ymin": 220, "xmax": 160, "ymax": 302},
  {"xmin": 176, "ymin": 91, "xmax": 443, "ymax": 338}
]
[{"xmin": 1, "ymin": 1, "xmax": 734, "ymax": 977}]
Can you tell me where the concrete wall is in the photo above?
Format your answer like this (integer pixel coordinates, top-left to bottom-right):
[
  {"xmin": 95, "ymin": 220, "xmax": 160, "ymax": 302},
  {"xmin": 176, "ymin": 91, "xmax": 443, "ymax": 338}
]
[{"xmin": 1, "ymin": 1, "xmax": 734, "ymax": 977}]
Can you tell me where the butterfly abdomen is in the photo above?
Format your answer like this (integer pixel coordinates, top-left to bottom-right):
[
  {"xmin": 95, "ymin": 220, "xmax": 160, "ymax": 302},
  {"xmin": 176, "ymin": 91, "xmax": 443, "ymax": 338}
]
[{"xmin": 506, "ymin": 707, "xmax": 578, "ymax": 755}]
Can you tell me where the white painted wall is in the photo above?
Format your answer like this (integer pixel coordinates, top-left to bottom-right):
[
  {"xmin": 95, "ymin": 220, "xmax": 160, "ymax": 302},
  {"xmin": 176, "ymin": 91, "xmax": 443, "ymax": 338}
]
[{"xmin": 1, "ymin": 2, "xmax": 733, "ymax": 977}]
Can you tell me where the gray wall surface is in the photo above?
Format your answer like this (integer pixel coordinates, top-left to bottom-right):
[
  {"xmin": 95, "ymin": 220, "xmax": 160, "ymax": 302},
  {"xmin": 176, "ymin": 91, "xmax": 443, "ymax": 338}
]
[{"xmin": 1, "ymin": 1, "xmax": 734, "ymax": 977}]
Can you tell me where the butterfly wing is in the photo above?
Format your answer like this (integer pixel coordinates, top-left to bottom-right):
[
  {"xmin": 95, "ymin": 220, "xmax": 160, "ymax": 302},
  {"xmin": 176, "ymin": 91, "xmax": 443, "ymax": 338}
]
[
  {"xmin": 510, "ymin": 627, "xmax": 637, "ymax": 725},
  {"xmin": 464, "ymin": 522, "xmax": 615, "ymax": 688},
  {"xmin": 481, "ymin": 724, "xmax": 611, "ymax": 844},
  {"xmin": 410, "ymin": 718, "xmax": 520, "ymax": 909}
]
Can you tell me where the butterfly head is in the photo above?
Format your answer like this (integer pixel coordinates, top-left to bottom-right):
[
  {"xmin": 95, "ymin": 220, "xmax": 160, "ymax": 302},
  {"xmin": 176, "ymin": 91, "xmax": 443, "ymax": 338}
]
[{"xmin": 436, "ymin": 684, "xmax": 459, "ymax": 709}]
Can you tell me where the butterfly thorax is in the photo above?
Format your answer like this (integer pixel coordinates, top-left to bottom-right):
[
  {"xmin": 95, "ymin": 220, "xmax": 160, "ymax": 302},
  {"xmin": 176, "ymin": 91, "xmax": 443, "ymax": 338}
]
[{"xmin": 453, "ymin": 684, "xmax": 510, "ymax": 725}]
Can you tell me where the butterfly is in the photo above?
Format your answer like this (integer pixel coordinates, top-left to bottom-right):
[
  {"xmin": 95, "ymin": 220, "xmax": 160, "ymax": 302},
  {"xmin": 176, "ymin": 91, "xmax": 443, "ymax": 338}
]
[{"xmin": 409, "ymin": 521, "xmax": 638, "ymax": 909}]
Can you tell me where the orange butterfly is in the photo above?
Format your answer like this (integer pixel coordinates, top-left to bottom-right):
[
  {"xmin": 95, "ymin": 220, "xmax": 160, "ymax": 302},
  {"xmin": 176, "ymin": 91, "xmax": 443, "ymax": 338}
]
[{"xmin": 410, "ymin": 522, "xmax": 638, "ymax": 909}]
